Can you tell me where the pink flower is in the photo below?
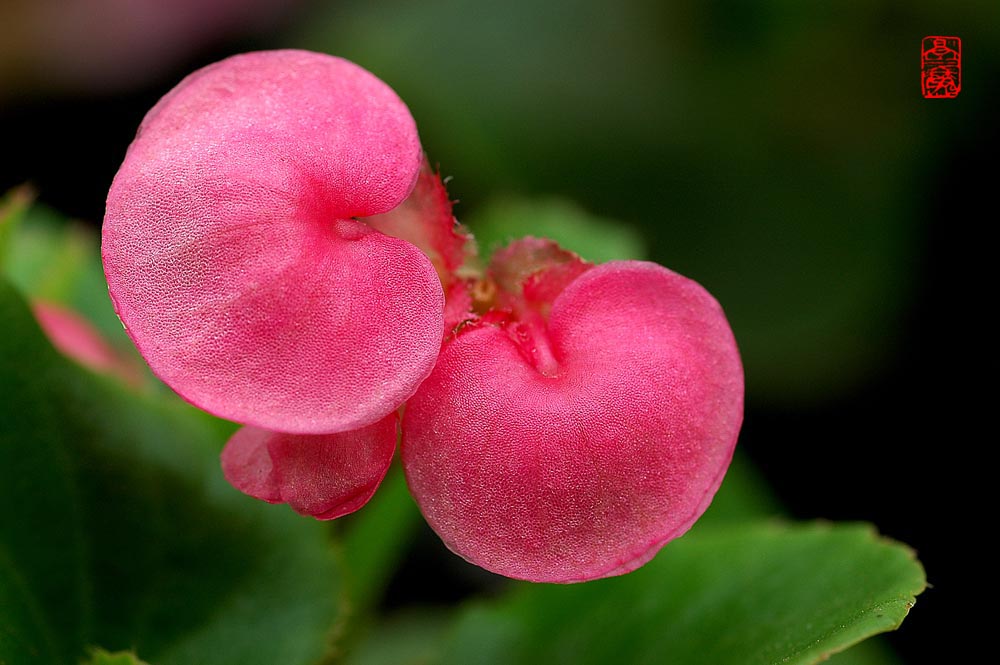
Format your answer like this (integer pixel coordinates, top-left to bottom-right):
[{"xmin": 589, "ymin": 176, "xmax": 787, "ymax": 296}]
[
  {"xmin": 103, "ymin": 50, "xmax": 445, "ymax": 522},
  {"xmin": 103, "ymin": 50, "xmax": 743, "ymax": 582},
  {"xmin": 103, "ymin": 50, "xmax": 443, "ymax": 435},
  {"xmin": 402, "ymin": 239, "xmax": 744, "ymax": 582}
]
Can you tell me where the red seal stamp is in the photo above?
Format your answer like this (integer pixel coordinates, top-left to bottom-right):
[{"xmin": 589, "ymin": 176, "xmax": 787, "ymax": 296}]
[{"xmin": 922, "ymin": 36, "xmax": 961, "ymax": 99}]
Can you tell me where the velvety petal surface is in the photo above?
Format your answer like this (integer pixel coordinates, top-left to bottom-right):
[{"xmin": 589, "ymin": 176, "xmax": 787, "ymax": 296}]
[
  {"xmin": 103, "ymin": 50, "xmax": 443, "ymax": 433},
  {"xmin": 222, "ymin": 412, "xmax": 397, "ymax": 519},
  {"xmin": 402, "ymin": 260, "xmax": 744, "ymax": 582},
  {"xmin": 219, "ymin": 424, "xmax": 282, "ymax": 504}
]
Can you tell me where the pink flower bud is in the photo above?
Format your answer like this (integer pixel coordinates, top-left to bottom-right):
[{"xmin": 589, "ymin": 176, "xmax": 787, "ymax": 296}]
[
  {"xmin": 402, "ymin": 240, "xmax": 744, "ymax": 582},
  {"xmin": 31, "ymin": 300, "xmax": 142, "ymax": 385},
  {"xmin": 102, "ymin": 50, "xmax": 444, "ymax": 434}
]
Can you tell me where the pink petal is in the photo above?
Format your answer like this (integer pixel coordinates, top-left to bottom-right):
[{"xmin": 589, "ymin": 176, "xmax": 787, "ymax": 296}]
[
  {"xmin": 402, "ymin": 260, "xmax": 743, "ymax": 583},
  {"xmin": 220, "ymin": 425, "xmax": 282, "ymax": 503},
  {"xmin": 365, "ymin": 158, "xmax": 476, "ymax": 332},
  {"xmin": 222, "ymin": 413, "xmax": 397, "ymax": 519},
  {"xmin": 269, "ymin": 414, "xmax": 397, "ymax": 519},
  {"xmin": 103, "ymin": 51, "xmax": 443, "ymax": 433}
]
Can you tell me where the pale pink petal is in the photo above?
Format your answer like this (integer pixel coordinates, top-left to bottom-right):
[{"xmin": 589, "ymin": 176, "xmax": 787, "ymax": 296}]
[
  {"xmin": 402, "ymin": 260, "xmax": 743, "ymax": 583},
  {"xmin": 103, "ymin": 51, "xmax": 443, "ymax": 434},
  {"xmin": 269, "ymin": 413, "xmax": 397, "ymax": 519},
  {"xmin": 220, "ymin": 426, "xmax": 281, "ymax": 503},
  {"xmin": 221, "ymin": 414, "xmax": 397, "ymax": 519},
  {"xmin": 32, "ymin": 301, "xmax": 119, "ymax": 371}
]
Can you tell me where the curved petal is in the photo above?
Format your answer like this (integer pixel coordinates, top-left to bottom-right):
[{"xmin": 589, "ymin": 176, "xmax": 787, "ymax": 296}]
[
  {"xmin": 222, "ymin": 413, "xmax": 397, "ymax": 519},
  {"xmin": 364, "ymin": 158, "xmax": 476, "ymax": 332},
  {"xmin": 103, "ymin": 50, "xmax": 443, "ymax": 433},
  {"xmin": 402, "ymin": 260, "xmax": 744, "ymax": 583},
  {"xmin": 220, "ymin": 425, "xmax": 281, "ymax": 503},
  {"xmin": 268, "ymin": 414, "xmax": 398, "ymax": 520}
]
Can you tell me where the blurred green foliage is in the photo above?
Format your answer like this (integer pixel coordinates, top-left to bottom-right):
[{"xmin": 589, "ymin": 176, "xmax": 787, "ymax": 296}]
[
  {"xmin": 467, "ymin": 197, "xmax": 647, "ymax": 263},
  {"xmin": 1, "ymin": 191, "xmax": 127, "ymax": 348},
  {"xmin": 81, "ymin": 649, "xmax": 150, "ymax": 665}
]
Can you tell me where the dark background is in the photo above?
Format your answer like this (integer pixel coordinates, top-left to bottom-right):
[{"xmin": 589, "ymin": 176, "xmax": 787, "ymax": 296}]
[{"xmin": 3, "ymin": 1, "xmax": 996, "ymax": 661}]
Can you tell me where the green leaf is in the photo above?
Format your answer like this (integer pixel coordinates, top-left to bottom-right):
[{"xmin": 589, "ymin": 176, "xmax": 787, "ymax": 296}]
[
  {"xmin": 343, "ymin": 460, "xmax": 912, "ymax": 665},
  {"xmin": 695, "ymin": 451, "xmax": 782, "ymax": 525},
  {"xmin": 81, "ymin": 648, "xmax": 150, "ymax": 665},
  {"xmin": 0, "ymin": 545, "xmax": 62, "ymax": 665},
  {"xmin": 699, "ymin": 463, "xmax": 900, "ymax": 665},
  {"xmin": 466, "ymin": 197, "xmax": 647, "ymax": 263},
  {"xmin": 825, "ymin": 639, "xmax": 905, "ymax": 665},
  {"xmin": 0, "ymin": 278, "xmax": 343, "ymax": 665},
  {"xmin": 431, "ymin": 522, "xmax": 924, "ymax": 665}
]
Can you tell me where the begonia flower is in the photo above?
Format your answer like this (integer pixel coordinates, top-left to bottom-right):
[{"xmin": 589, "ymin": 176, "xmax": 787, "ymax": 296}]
[
  {"xmin": 402, "ymin": 239, "xmax": 744, "ymax": 582},
  {"xmin": 102, "ymin": 50, "xmax": 443, "ymax": 435},
  {"xmin": 102, "ymin": 49, "xmax": 744, "ymax": 581}
]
